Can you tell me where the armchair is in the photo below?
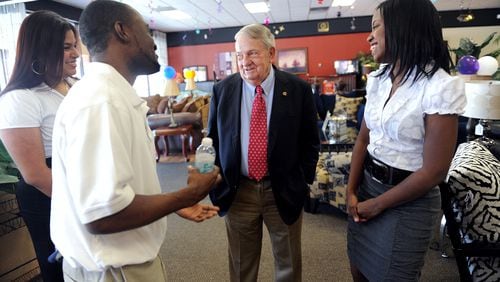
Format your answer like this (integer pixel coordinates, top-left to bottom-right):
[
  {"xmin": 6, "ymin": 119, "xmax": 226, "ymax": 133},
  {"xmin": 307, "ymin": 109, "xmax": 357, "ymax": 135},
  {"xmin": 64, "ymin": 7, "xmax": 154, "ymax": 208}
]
[{"xmin": 440, "ymin": 140, "xmax": 500, "ymax": 282}]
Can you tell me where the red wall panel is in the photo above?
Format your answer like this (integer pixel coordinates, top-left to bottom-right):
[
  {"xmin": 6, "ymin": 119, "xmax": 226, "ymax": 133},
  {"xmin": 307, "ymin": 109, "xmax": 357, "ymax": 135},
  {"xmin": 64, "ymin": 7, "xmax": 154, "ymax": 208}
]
[{"xmin": 167, "ymin": 32, "xmax": 370, "ymax": 80}]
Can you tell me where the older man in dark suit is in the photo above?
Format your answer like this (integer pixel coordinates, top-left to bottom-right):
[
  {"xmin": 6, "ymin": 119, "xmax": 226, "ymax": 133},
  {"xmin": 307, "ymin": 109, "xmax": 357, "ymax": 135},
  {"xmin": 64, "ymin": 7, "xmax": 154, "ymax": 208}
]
[{"xmin": 207, "ymin": 23, "xmax": 320, "ymax": 282}]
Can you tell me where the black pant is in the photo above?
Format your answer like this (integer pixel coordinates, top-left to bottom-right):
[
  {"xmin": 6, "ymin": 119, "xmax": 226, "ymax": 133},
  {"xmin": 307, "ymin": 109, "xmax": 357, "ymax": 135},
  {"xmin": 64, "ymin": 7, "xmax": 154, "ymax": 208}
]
[{"xmin": 15, "ymin": 158, "xmax": 63, "ymax": 282}]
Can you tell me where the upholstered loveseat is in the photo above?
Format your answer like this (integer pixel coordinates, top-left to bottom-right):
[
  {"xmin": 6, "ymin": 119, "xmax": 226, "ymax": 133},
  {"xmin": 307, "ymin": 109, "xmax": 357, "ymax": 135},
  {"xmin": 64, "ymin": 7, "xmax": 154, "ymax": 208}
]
[{"xmin": 143, "ymin": 94, "xmax": 210, "ymax": 154}]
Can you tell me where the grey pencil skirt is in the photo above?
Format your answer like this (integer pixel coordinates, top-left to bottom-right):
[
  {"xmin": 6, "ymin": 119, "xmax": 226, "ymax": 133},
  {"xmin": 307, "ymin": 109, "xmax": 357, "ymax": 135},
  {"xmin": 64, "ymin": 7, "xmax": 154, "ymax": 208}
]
[{"xmin": 347, "ymin": 170, "xmax": 441, "ymax": 282}]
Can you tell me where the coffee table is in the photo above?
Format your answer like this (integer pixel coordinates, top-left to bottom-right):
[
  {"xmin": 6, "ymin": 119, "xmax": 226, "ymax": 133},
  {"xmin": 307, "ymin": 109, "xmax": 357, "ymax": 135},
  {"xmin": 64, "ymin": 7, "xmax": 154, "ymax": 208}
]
[{"xmin": 153, "ymin": 124, "xmax": 193, "ymax": 162}]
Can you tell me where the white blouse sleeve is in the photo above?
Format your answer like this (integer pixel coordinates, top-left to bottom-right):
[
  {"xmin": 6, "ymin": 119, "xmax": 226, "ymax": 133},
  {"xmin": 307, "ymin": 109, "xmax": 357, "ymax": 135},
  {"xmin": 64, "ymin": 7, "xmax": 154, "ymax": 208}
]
[
  {"xmin": 422, "ymin": 74, "xmax": 466, "ymax": 115},
  {"xmin": 0, "ymin": 90, "xmax": 42, "ymax": 129}
]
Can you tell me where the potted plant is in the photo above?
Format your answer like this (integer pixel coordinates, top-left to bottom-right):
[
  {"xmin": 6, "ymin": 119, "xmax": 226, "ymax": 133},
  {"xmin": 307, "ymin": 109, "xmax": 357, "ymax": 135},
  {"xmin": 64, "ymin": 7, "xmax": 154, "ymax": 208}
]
[
  {"xmin": 356, "ymin": 51, "xmax": 379, "ymax": 75},
  {"xmin": 449, "ymin": 32, "xmax": 500, "ymax": 69},
  {"xmin": 0, "ymin": 141, "xmax": 18, "ymax": 193}
]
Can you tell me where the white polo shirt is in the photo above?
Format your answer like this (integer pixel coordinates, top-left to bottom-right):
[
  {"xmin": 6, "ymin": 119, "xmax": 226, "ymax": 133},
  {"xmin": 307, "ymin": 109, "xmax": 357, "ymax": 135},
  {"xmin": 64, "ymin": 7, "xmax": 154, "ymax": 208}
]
[
  {"xmin": 364, "ymin": 67, "xmax": 466, "ymax": 171},
  {"xmin": 51, "ymin": 62, "xmax": 166, "ymax": 271}
]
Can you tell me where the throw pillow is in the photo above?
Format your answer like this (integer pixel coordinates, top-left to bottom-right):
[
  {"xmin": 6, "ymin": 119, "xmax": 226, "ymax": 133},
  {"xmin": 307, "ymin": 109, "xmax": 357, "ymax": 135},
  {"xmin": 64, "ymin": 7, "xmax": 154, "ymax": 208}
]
[
  {"xmin": 172, "ymin": 97, "xmax": 190, "ymax": 113},
  {"xmin": 333, "ymin": 95, "xmax": 364, "ymax": 122},
  {"xmin": 157, "ymin": 97, "xmax": 170, "ymax": 114},
  {"xmin": 182, "ymin": 96, "xmax": 207, "ymax": 113}
]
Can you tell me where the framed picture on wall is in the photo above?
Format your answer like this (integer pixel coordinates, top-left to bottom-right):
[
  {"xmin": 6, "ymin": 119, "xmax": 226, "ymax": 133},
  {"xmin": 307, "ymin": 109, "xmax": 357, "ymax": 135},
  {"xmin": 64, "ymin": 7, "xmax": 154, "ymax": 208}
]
[
  {"xmin": 182, "ymin": 65, "xmax": 208, "ymax": 82},
  {"xmin": 277, "ymin": 48, "xmax": 308, "ymax": 74},
  {"xmin": 217, "ymin": 52, "xmax": 238, "ymax": 79}
]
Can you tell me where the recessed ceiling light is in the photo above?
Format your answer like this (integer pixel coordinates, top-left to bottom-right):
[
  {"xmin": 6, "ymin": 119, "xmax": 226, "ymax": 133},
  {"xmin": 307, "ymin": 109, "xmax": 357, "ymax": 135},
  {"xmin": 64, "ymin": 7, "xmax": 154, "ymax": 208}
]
[
  {"xmin": 244, "ymin": 2, "xmax": 270, "ymax": 14},
  {"xmin": 332, "ymin": 0, "xmax": 355, "ymax": 7},
  {"xmin": 160, "ymin": 10, "xmax": 191, "ymax": 20}
]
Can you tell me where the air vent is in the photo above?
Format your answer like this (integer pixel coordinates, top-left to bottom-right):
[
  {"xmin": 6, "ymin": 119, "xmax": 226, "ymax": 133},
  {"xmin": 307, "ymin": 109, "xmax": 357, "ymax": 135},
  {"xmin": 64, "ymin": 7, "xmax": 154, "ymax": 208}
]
[{"xmin": 310, "ymin": 6, "xmax": 329, "ymax": 12}]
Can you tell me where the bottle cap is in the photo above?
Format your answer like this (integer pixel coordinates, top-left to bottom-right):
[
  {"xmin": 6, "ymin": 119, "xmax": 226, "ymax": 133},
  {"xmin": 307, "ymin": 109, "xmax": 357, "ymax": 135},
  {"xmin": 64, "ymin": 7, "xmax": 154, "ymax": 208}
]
[{"xmin": 201, "ymin": 137, "xmax": 213, "ymax": 147}]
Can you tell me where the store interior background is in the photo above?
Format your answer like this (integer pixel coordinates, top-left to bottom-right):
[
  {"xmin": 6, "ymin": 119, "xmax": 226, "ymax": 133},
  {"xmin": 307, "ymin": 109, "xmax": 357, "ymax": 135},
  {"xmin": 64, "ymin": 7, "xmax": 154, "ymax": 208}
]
[
  {"xmin": 16, "ymin": 0, "xmax": 500, "ymax": 97},
  {"xmin": 0, "ymin": 0, "xmax": 499, "ymax": 280}
]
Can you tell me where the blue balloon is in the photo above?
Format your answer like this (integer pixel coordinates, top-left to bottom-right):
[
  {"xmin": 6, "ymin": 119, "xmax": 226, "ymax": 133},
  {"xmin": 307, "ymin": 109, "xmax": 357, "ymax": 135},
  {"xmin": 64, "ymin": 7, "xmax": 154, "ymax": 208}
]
[
  {"xmin": 164, "ymin": 66, "xmax": 176, "ymax": 79},
  {"xmin": 457, "ymin": 55, "xmax": 479, "ymax": 75}
]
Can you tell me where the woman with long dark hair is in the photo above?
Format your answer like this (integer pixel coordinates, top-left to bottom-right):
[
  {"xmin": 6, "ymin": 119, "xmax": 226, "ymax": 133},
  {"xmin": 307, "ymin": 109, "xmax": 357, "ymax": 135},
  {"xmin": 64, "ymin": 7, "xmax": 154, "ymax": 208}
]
[
  {"xmin": 346, "ymin": 0, "xmax": 466, "ymax": 281},
  {"xmin": 0, "ymin": 10, "xmax": 80, "ymax": 281}
]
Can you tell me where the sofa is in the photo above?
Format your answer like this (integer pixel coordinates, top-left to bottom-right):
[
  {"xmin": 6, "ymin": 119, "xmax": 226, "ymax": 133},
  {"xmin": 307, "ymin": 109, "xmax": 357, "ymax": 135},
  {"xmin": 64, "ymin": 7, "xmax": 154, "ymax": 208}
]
[{"xmin": 143, "ymin": 93, "xmax": 210, "ymax": 154}]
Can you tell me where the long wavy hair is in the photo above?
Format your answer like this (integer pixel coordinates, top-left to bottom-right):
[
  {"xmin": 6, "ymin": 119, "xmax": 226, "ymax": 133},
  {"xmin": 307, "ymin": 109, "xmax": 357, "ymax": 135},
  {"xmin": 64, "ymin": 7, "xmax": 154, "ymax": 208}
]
[
  {"xmin": 1, "ymin": 10, "xmax": 77, "ymax": 95},
  {"xmin": 376, "ymin": 0, "xmax": 451, "ymax": 84}
]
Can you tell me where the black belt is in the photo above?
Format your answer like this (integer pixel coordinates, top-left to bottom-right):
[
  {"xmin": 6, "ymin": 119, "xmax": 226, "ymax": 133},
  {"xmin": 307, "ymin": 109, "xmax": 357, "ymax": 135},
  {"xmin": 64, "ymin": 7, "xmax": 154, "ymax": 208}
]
[
  {"xmin": 364, "ymin": 154, "xmax": 412, "ymax": 186},
  {"xmin": 240, "ymin": 175, "xmax": 270, "ymax": 183}
]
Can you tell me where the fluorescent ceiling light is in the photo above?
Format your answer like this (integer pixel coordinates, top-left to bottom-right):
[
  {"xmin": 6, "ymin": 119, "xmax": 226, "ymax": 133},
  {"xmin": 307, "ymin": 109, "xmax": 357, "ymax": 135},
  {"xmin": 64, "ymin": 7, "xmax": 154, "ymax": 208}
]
[
  {"xmin": 0, "ymin": 0, "xmax": 36, "ymax": 5},
  {"xmin": 160, "ymin": 10, "xmax": 191, "ymax": 20},
  {"xmin": 332, "ymin": 0, "xmax": 355, "ymax": 7},
  {"xmin": 245, "ymin": 2, "xmax": 270, "ymax": 14}
]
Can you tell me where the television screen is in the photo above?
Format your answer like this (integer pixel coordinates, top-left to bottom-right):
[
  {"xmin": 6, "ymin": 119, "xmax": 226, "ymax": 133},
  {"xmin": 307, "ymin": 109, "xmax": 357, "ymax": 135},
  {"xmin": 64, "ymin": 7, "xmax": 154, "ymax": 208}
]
[{"xmin": 334, "ymin": 60, "xmax": 359, "ymax": 74}]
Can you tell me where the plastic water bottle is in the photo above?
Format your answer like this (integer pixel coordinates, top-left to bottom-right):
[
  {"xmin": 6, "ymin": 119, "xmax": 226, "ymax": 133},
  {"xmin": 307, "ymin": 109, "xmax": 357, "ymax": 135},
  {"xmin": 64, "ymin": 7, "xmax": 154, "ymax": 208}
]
[{"xmin": 195, "ymin": 137, "xmax": 215, "ymax": 173}]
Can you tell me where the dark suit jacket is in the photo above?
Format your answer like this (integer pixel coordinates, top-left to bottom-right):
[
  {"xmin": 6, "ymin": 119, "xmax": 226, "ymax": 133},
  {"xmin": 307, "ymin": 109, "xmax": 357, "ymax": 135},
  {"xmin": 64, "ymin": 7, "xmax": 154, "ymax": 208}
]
[{"xmin": 207, "ymin": 67, "xmax": 320, "ymax": 225}]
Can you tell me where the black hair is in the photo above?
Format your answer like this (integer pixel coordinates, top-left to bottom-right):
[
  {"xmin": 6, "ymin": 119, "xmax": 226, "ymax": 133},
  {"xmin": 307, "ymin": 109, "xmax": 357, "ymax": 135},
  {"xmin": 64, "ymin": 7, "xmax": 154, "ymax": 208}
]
[
  {"xmin": 1, "ymin": 10, "xmax": 77, "ymax": 95},
  {"xmin": 376, "ymin": 0, "xmax": 451, "ymax": 84},
  {"xmin": 79, "ymin": 0, "xmax": 134, "ymax": 55}
]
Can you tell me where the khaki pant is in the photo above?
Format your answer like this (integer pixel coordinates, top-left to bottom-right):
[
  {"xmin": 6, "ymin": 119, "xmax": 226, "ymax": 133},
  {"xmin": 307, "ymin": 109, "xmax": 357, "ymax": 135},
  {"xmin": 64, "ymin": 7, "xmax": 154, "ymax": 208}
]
[
  {"xmin": 225, "ymin": 178, "xmax": 303, "ymax": 282},
  {"xmin": 62, "ymin": 255, "xmax": 167, "ymax": 282}
]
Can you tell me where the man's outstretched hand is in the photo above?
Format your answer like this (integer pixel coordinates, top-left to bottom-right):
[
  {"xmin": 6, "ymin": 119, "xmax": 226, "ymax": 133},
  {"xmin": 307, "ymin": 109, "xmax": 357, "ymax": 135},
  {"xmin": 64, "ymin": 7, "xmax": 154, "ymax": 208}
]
[{"xmin": 176, "ymin": 203, "xmax": 220, "ymax": 222}]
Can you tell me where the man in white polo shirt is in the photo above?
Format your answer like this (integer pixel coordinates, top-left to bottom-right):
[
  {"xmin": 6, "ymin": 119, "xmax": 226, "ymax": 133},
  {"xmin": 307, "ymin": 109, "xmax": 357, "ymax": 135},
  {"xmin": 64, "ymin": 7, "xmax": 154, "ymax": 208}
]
[{"xmin": 50, "ymin": 1, "xmax": 220, "ymax": 280}]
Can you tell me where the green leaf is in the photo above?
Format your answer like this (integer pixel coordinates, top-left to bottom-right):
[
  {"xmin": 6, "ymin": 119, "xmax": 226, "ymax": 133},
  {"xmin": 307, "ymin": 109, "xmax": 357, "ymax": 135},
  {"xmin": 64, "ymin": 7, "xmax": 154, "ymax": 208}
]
[
  {"xmin": 0, "ymin": 174, "xmax": 18, "ymax": 184},
  {"xmin": 0, "ymin": 141, "xmax": 19, "ymax": 184},
  {"xmin": 478, "ymin": 32, "xmax": 497, "ymax": 49},
  {"xmin": 0, "ymin": 141, "xmax": 13, "ymax": 163}
]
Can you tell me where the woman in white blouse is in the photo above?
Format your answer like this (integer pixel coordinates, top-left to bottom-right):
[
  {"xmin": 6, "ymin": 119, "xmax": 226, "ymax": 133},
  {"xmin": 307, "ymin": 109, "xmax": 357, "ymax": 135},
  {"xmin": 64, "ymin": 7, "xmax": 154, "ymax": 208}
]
[
  {"xmin": 0, "ymin": 11, "xmax": 80, "ymax": 282},
  {"xmin": 346, "ymin": 0, "xmax": 466, "ymax": 281}
]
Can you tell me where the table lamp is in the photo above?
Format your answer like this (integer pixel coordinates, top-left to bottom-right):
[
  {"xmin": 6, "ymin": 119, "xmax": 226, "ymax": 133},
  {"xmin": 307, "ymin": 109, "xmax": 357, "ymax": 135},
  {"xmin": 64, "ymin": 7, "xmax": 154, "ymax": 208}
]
[
  {"xmin": 184, "ymin": 69, "xmax": 197, "ymax": 96},
  {"xmin": 462, "ymin": 80, "xmax": 500, "ymax": 147},
  {"xmin": 163, "ymin": 66, "xmax": 180, "ymax": 127}
]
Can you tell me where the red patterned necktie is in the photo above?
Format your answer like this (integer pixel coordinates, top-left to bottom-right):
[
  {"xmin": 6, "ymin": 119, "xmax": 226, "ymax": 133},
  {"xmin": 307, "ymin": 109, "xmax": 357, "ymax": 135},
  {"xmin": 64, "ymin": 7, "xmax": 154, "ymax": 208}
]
[{"xmin": 248, "ymin": 85, "xmax": 268, "ymax": 181}]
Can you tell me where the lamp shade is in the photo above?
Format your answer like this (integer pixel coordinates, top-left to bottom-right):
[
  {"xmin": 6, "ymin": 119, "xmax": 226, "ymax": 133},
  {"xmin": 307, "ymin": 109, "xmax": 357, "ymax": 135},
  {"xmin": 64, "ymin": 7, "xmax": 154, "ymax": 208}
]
[
  {"xmin": 463, "ymin": 81, "xmax": 500, "ymax": 120},
  {"xmin": 163, "ymin": 79, "xmax": 180, "ymax": 97},
  {"xmin": 184, "ymin": 69, "xmax": 197, "ymax": 91},
  {"xmin": 185, "ymin": 78, "xmax": 197, "ymax": 91}
]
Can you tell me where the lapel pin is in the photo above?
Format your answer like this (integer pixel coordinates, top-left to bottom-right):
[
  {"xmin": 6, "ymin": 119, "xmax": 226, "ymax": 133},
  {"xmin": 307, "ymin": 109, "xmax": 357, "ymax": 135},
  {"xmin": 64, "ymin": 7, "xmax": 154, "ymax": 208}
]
[{"xmin": 282, "ymin": 91, "xmax": 287, "ymax": 96}]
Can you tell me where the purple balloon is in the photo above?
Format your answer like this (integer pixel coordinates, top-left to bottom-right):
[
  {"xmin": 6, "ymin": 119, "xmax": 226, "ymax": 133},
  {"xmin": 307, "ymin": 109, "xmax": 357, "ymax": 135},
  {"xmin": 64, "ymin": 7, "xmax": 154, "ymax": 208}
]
[{"xmin": 457, "ymin": 55, "xmax": 479, "ymax": 75}]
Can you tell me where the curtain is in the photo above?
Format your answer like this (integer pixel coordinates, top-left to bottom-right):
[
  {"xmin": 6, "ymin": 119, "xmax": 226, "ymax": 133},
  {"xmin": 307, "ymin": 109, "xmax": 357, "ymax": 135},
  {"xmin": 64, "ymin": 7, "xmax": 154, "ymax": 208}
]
[{"xmin": 0, "ymin": 3, "xmax": 26, "ymax": 92}]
